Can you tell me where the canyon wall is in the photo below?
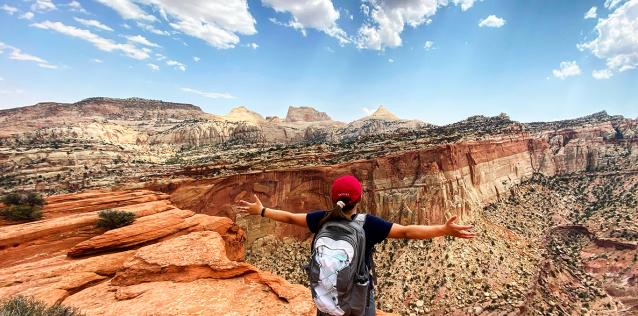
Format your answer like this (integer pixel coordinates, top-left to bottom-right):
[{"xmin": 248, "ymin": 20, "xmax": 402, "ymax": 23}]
[{"xmin": 165, "ymin": 122, "xmax": 638, "ymax": 245}]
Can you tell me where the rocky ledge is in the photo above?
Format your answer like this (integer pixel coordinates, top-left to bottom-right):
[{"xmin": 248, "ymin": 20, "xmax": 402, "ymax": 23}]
[{"xmin": 0, "ymin": 190, "xmax": 395, "ymax": 315}]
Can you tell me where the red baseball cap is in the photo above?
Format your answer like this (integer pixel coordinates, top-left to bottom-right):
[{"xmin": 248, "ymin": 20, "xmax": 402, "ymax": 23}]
[{"xmin": 331, "ymin": 175, "xmax": 363, "ymax": 205}]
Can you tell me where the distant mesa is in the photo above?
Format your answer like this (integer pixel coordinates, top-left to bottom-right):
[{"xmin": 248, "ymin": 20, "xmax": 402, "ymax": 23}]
[
  {"xmin": 224, "ymin": 106, "xmax": 265, "ymax": 123},
  {"xmin": 285, "ymin": 106, "xmax": 332, "ymax": 123},
  {"xmin": 366, "ymin": 105, "xmax": 400, "ymax": 120}
]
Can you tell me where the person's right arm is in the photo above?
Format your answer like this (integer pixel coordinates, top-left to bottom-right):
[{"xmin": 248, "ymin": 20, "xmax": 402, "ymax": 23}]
[
  {"xmin": 237, "ymin": 194, "xmax": 308, "ymax": 227},
  {"xmin": 387, "ymin": 216, "xmax": 475, "ymax": 239}
]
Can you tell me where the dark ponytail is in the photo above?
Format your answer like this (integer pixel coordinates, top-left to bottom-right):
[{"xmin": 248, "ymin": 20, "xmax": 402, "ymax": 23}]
[{"xmin": 319, "ymin": 199, "xmax": 356, "ymax": 226}]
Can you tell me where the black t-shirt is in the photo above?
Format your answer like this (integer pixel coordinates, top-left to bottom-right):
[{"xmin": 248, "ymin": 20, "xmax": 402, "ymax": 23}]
[{"xmin": 306, "ymin": 211, "xmax": 394, "ymax": 269}]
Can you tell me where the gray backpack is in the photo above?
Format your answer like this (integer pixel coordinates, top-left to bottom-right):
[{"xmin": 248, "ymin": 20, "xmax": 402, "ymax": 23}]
[{"xmin": 306, "ymin": 214, "xmax": 370, "ymax": 316}]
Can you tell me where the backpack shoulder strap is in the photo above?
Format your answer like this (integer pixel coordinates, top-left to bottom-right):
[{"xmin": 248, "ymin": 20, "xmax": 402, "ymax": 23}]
[{"xmin": 353, "ymin": 213, "xmax": 366, "ymax": 227}]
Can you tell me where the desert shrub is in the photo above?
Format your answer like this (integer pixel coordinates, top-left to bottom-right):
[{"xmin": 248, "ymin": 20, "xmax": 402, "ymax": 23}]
[
  {"xmin": 0, "ymin": 192, "xmax": 45, "ymax": 221},
  {"xmin": 0, "ymin": 295, "xmax": 84, "ymax": 316},
  {"xmin": 96, "ymin": 209, "xmax": 135, "ymax": 230}
]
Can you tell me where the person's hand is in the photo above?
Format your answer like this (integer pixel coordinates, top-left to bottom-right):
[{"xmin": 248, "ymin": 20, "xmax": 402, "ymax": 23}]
[
  {"xmin": 237, "ymin": 194, "xmax": 263, "ymax": 216},
  {"xmin": 443, "ymin": 215, "xmax": 476, "ymax": 239}
]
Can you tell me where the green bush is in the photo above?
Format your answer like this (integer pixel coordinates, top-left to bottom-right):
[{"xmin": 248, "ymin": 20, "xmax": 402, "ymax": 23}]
[
  {"xmin": 0, "ymin": 295, "xmax": 84, "ymax": 316},
  {"xmin": 96, "ymin": 209, "xmax": 136, "ymax": 230},
  {"xmin": 1, "ymin": 205, "xmax": 43, "ymax": 221},
  {"xmin": 0, "ymin": 192, "xmax": 46, "ymax": 221}
]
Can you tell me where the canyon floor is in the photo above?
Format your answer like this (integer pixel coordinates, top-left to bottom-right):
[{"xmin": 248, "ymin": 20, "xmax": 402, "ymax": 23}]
[{"xmin": 1, "ymin": 98, "xmax": 637, "ymax": 315}]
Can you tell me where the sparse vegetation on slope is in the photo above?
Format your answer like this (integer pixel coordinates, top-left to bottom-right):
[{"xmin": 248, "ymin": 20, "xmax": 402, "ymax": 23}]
[
  {"xmin": 0, "ymin": 192, "xmax": 45, "ymax": 221},
  {"xmin": 96, "ymin": 209, "xmax": 135, "ymax": 230},
  {"xmin": 0, "ymin": 295, "xmax": 84, "ymax": 316}
]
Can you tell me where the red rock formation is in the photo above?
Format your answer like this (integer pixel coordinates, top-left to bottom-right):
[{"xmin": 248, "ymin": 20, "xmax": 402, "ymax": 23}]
[
  {"xmin": 167, "ymin": 138, "xmax": 537, "ymax": 241},
  {"xmin": 165, "ymin": 121, "xmax": 637, "ymax": 245},
  {"xmin": 0, "ymin": 189, "xmax": 396, "ymax": 315}
]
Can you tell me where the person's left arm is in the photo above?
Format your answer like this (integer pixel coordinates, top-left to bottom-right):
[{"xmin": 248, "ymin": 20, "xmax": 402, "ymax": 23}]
[
  {"xmin": 387, "ymin": 216, "xmax": 475, "ymax": 239},
  {"xmin": 237, "ymin": 194, "xmax": 308, "ymax": 227}
]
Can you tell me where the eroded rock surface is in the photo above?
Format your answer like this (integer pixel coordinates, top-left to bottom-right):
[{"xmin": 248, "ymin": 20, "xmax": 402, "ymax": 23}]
[{"xmin": 0, "ymin": 189, "xmax": 396, "ymax": 315}]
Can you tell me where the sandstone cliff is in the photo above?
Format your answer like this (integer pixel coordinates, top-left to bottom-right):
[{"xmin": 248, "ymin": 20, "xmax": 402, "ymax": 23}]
[
  {"xmin": 286, "ymin": 106, "xmax": 332, "ymax": 122},
  {"xmin": 0, "ymin": 190, "xmax": 398, "ymax": 315}
]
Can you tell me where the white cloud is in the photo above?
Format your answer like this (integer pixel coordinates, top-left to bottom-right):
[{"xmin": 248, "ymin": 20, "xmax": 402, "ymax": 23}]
[
  {"xmin": 37, "ymin": 63, "xmax": 59, "ymax": 69},
  {"xmin": 362, "ymin": 107, "xmax": 374, "ymax": 115},
  {"xmin": 592, "ymin": 69, "xmax": 613, "ymax": 79},
  {"xmin": 578, "ymin": 0, "xmax": 638, "ymax": 74},
  {"xmin": 100, "ymin": 1, "xmax": 257, "ymax": 49},
  {"xmin": 356, "ymin": 0, "xmax": 477, "ymax": 51},
  {"xmin": 388, "ymin": 58, "xmax": 394, "ymax": 63},
  {"xmin": 262, "ymin": 0, "xmax": 349, "ymax": 44},
  {"xmin": 136, "ymin": 22, "xmax": 170, "ymax": 36},
  {"xmin": 122, "ymin": 23, "xmax": 131, "ymax": 29},
  {"xmin": 193, "ymin": 56, "xmax": 200, "ymax": 62},
  {"xmin": 478, "ymin": 15, "xmax": 506, "ymax": 28},
  {"xmin": 584, "ymin": 6, "xmax": 597, "ymax": 19},
  {"xmin": 95, "ymin": 0, "xmax": 157, "ymax": 22},
  {"xmin": 181, "ymin": 87, "xmax": 234, "ymax": 99},
  {"xmin": 424, "ymin": 40, "xmax": 434, "ymax": 50},
  {"xmin": 125, "ymin": 34, "xmax": 160, "ymax": 47},
  {"xmin": 0, "ymin": 89, "xmax": 25, "ymax": 95},
  {"xmin": 0, "ymin": 41, "xmax": 58, "ymax": 69},
  {"xmin": 92, "ymin": 58, "xmax": 103, "ymax": 63},
  {"xmin": 453, "ymin": 0, "xmax": 477, "ymax": 11},
  {"xmin": 74, "ymin": 17, "xmax": 114, "ymax": 32},
  {"xmin": 31, "ymin": 0, "xmax": 56, "ymax": 12},
  {"xmin": 157, "ymin": 0, "xmax": 257, "ymax": 49},
  {"xmin": 552, "ymin": 61, "xmax": 581, "ymax": 79},
  {"xmin": 1, "ymin": 4, "xmax": 18, "ymax": 15},
  {"xmin": 248, "ymin": 42, "xmax": 258, "ymax": 49},
  {"xmin": 166, "ymin": 59, "xmax": 186, "ymax": 71},
  {"xmin": 31, "ymin": 21, "xmax": 150, "ymax": 60},
  {"xmin": 67, "ymin": 1, "xmax": 88, "ymax": 13},
  {"xmin": 147, "ymin": 63, "xmax": 160, "ymax": 70},
  {"xmin": 156, "ymin": 53, "xmax": 166, "ymax": 61},
  {"xmin": 605, "ymin": 0, "xmax": 625, "ymax": 9},
  {"xmin": 19, "ymin": 12, "xmax": 35, "ymax": 20}
]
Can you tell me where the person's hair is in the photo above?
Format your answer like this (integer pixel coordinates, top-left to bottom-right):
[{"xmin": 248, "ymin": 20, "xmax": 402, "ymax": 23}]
[{"xmin": 319, "ymin": 198, "xmax": 356, "ymax": 226}]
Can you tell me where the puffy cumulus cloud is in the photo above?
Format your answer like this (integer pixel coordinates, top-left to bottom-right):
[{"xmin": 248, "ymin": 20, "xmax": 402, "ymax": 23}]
[
  {"xmin": 585, "ymin": 6, "xmax": 597, "ymax": 19},
  {"xmin": 180, "ymin": 87, "xmax": 235, "ymax": 99},
  {"xmin": 478, "ymin": 15, "xmax": 506, "ymax": 28},
  {"xmin": 152, "ymin": 0, "xmax": 257, "ymax": 48},
  {"xmin": 0, "ymin": 41, "xmax": 58, "ymax": 69},
  {"xmin": 125, "ymin": 35, "xmax": 160, "ymax": 47},
  {"xmin": 166, "ymin": 59, "xmax": 186, "ymax": 71},
  {"xmin": 248, "ymin": 42, "xmax": 258, "ymax": 49},
  {"xmin": 452, "ymin": 0, "xmax": 477, "ymax": 11},
  {"xmin": 193, "ymin": 56, "xmax": 200, "ymax": 62},
  {"xmin": 96, "ymin": 0, "xmax": 257, "ymax": 49},
  {"xmin": 147, "ymin": 63, "xmax": 160, "ymax": 70},
  {"xmin": 592, "ymin": 69, "xmax": 613, "ymax": 79},
  {"xmin": 356, "ymin": 0, "xmax": 477, "ymax": 51},
  {"xmin": 552, "ymin": 61, "xmax": 581, "ymax": 79},
  {"xmin": 262, "ymin": 0, "xmax": 349, "ymax": 44},
  {"xmin": 67, "ymin": 1, "xmax": 88, "ymax": 13},
  {"xmin": 578, "ymin": 0, "xmax": 638, "ymax": 74},
  {"xmin": 1, "ymin": 4, "xmax": 18, "ymax": 15},
  {"xmin": 74, "ymin": 17, "xmax": 114, "ymax": 32},
  {"xmin": 95, "ymin": 0, "xmax": 157, "ymax": 22},
  {"xmin": 31, "ymin": 21, "xmax": 150, "ymax": 60},
  {"xmin": 20, "ymin": 12, "xmax": 35, "ymax": 20},
  {"xmin": 31, "ymin": 0, "xmax": 56, "ymax": 12}
]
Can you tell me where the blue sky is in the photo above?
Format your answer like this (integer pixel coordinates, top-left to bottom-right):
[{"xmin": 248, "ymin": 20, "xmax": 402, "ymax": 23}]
[{"xmin": 0, "ymin": 0, "xmax": 636, "ymax": 124}]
